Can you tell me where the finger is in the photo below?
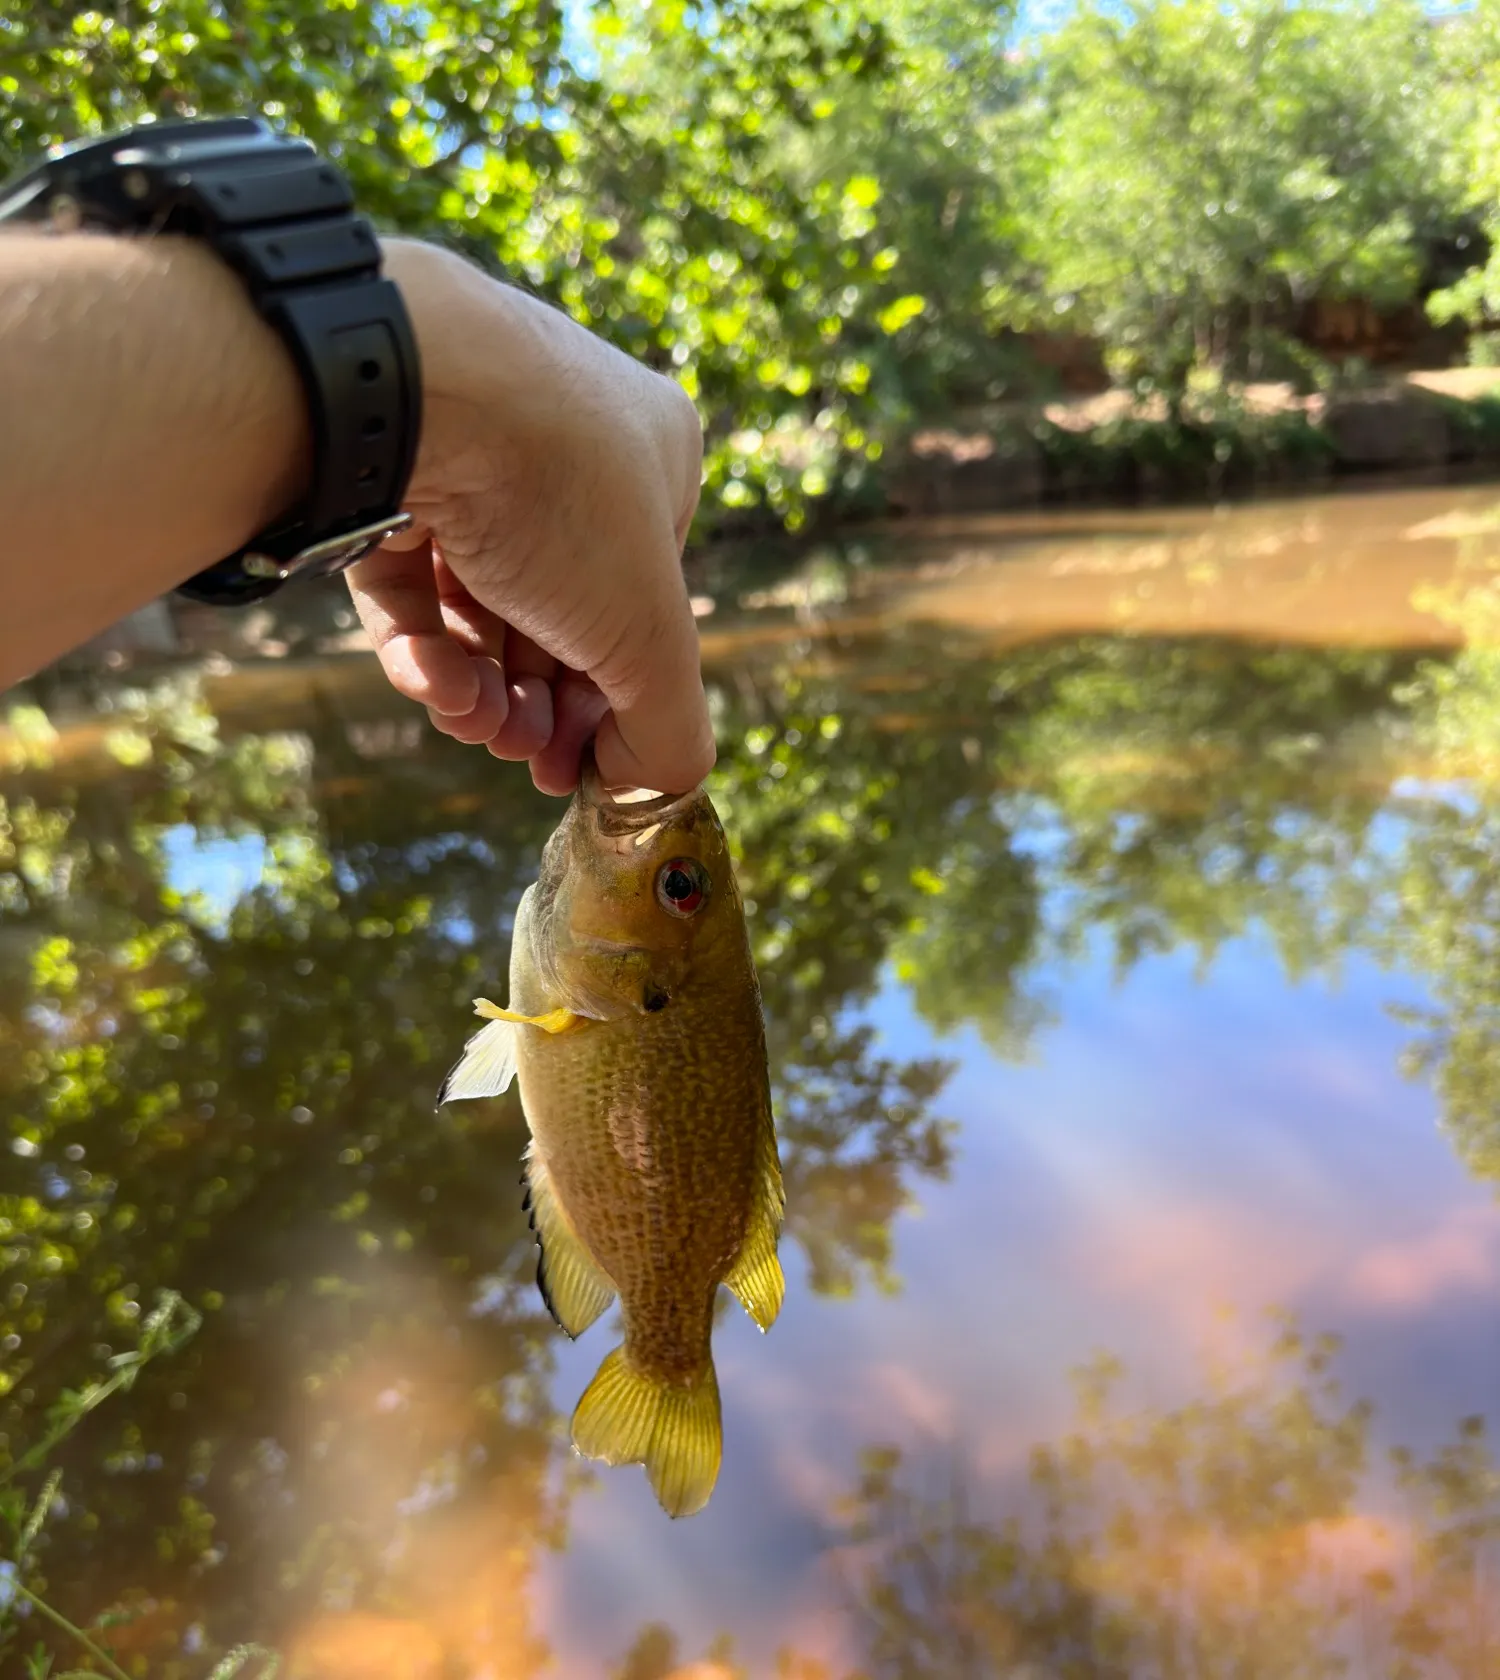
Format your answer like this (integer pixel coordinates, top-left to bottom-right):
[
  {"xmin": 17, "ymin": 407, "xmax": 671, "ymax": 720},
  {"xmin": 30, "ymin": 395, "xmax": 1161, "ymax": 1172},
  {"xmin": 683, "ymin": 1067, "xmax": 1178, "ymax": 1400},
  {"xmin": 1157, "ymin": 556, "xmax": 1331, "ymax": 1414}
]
[
  {"xmin": 427, "ymin": 657, "xmax": 510, "ymax": 745},
  {"xmin": 486, "ymin": 674, "xmax": 554, "ymax": 762},
  {"xmin": 530, "ymin": 678, "xmax": 610, "ymax": 796},
  {"xmin": 346, "ymin": 542, "xmax": 481, "ymax": 717},
  {"xmin": 505, "ymin": 626, "xmax": 557, "ymax": 683},
  {"xmin": 589, "ymin": 558, "xmax": 716, "ymax": 793},
  {"xmin": 484, "ymin": 628, "xmax": 559, "ymax": 761},
  {"xmin": 431, "ymin": 551, "xmax": 514, "ymax": 662},
  {"xmin": 433, "ymin": 593, "xmax": 510, "ymax": 671}
]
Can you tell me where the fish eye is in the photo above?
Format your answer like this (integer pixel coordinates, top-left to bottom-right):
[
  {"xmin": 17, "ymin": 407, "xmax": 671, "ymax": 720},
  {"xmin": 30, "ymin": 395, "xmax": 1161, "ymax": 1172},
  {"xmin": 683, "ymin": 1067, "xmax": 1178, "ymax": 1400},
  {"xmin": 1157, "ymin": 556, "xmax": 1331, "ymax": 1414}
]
[{"xmin": 655, "ymin": 857, "xmax": 709, "ymax": 918}]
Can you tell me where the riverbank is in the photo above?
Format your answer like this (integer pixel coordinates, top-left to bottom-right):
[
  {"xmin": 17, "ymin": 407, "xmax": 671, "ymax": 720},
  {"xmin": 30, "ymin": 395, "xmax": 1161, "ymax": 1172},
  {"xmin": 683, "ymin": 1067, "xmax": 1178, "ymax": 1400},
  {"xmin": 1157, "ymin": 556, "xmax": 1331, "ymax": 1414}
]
[
  {"xmin": 24, "ymin": 384, "xmax": 1500, "ymax": 687},
  {"xmin": 16, "ymin": 482, "xmax": 1500, "ymax": 784},
  {"xmin": 883, "ymin": 368, "xmax": 1500, "ymax": 519}
]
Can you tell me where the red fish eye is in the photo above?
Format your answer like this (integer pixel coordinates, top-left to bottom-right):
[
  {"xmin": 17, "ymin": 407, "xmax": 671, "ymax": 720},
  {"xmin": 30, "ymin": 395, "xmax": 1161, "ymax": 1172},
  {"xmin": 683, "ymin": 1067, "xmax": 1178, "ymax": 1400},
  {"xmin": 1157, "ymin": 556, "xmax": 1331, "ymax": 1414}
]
[{"xmin": 656, "ymin": 857, "xmax": 709, "ymax": 917}]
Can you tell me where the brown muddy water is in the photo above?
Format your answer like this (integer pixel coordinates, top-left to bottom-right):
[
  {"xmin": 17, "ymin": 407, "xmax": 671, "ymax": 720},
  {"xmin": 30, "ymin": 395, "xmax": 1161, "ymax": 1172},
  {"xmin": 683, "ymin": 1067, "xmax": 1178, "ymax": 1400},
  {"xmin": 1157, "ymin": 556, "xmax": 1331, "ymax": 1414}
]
[{"xmin": 6, "ymin": 483, "xmax": 1500, "ymax": 1678}]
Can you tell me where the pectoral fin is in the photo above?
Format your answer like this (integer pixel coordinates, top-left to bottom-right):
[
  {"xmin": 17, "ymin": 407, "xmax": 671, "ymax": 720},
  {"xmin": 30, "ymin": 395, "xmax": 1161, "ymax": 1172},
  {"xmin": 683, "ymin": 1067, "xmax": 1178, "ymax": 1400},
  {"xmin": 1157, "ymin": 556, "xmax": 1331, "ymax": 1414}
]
[
  {"xmin": 436, "ymin": 999, "xmax": 583, "ymax": 1108},
  {"xmin": 723, "ymin": 1111, "xmax": 786, "ymax": 1332},
  {"xmin": 475, "ymin": 998, "xmax": 580, "ymax": 1034},
  {"xmin": 437, "ymin": 1014, "xmax": 520, "ymax": 1106},
  {"xmin": 523, "ymin": 1143, "xmax": 616, "ymax": 1338}
]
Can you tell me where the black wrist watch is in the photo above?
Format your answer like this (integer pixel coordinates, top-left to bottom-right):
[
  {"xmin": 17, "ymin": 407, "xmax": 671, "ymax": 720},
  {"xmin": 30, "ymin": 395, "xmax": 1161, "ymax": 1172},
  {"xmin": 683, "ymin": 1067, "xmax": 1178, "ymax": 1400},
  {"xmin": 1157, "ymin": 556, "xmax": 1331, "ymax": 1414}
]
[{"xmin": 0, "ymin": 116, "xmax": 421, "ymax": 605}]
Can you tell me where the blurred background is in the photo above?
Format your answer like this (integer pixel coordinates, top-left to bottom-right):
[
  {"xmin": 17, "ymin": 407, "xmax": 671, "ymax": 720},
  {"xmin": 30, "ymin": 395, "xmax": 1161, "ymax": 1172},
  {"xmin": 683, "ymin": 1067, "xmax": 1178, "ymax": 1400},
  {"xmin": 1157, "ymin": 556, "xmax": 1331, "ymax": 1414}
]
[{"xmin": 10, "ymin": 4, "xmax": 1500, "ymax": 1679}]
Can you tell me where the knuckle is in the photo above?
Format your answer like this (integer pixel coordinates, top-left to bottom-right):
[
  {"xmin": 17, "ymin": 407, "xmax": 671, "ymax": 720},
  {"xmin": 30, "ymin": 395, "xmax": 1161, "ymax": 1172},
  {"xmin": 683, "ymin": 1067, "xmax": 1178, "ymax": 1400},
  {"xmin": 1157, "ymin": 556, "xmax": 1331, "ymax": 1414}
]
[
  {"xmin": 685, "ymin": 723, "xmax": 717, "ymax": 786},
  {"xmin": 662, "ymin": 377, "xmax": 702, "ymax": 448},
  {"xmin": 660, "ymin": 381, "xmax": 704, "ymax": 483},
  {"xmin": 601, "ymin": 602, "xmax": 675, "ymax": 705}
]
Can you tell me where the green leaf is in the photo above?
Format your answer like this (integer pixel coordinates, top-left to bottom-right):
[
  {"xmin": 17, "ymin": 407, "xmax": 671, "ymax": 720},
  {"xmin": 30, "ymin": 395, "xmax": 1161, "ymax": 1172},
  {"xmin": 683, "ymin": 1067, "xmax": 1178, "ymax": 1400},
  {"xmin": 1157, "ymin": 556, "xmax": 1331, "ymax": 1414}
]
[
  {"xmin": 876, "ymin": 294, "xmax": 926, "ymax": 333},
  {"xmin": 843, "ymin": 173, "xmax": 881, "ymax": 208}
]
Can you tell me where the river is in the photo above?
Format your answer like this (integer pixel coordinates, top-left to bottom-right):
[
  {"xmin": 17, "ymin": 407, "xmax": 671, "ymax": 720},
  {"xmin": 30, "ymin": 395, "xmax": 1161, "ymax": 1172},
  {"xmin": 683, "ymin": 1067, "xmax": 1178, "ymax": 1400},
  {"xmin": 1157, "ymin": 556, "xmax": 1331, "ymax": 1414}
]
[{"xmin": 5, "ymin": 482, "xmax": 1500, "ymax": 1678}]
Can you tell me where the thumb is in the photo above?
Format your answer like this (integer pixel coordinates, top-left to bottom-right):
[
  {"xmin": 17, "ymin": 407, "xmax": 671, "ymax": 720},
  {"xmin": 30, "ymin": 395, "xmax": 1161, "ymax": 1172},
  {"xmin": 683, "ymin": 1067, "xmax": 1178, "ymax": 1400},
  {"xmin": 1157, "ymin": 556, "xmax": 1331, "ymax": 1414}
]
[{"xmin": 585, "ymin": 566, "xmax": 716, "ymax": 794}]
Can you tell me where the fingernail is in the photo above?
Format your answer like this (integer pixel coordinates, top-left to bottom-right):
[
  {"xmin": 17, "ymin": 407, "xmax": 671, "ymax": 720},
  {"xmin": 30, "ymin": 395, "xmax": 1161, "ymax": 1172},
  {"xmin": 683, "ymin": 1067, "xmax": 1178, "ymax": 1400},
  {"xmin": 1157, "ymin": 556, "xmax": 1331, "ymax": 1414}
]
[
  {"xmin": 425, "ymin": 660, "xmax": 482, "ymax": 718},
  {"xmin": 378, "ymin": 521, "xmax": 433, "ymax": 554},
  {"xmin": 474, "ymin": 658, "xmax": 510, "ymax": 725}
]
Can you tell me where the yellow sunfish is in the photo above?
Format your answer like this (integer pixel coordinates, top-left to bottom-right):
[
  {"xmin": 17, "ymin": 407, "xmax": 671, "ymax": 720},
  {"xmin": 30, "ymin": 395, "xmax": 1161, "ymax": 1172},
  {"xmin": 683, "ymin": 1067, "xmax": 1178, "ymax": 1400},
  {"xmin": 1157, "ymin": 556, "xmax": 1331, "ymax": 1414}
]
[{"xmin": 438, "ymin": 753, "xmax": 784, "ymax": 1517}]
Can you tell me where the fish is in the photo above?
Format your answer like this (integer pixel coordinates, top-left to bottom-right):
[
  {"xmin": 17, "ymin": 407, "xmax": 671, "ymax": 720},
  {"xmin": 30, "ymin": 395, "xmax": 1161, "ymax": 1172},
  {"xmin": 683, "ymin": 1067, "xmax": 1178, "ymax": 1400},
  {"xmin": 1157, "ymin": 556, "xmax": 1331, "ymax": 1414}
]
[{"xmin": 437, "ymin": 751, "xmax": 784, "ymax": 1517}]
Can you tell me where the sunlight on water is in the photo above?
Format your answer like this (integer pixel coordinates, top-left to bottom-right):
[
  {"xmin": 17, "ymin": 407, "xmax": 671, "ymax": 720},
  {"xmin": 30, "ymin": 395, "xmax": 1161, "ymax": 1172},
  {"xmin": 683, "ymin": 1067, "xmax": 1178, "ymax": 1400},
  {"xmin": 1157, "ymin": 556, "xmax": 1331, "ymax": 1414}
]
[{"xmin": 6, "ymin": 484, "xmax": 1500, "ymax": 1677}]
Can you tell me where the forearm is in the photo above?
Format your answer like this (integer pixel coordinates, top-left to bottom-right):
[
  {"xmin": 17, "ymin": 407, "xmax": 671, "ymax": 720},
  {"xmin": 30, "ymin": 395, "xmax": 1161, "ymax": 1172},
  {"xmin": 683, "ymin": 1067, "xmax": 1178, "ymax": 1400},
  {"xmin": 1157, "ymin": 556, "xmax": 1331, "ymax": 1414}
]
[{"xmin": 0, "ymin": 231, "xmax": 310, "ymax": 687}]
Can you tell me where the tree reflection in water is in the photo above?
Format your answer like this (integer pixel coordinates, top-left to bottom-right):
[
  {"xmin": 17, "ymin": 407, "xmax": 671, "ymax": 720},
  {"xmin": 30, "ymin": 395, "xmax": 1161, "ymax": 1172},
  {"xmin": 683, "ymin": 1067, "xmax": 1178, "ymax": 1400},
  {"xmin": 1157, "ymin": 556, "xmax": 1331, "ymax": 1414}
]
[
  {"xmin": 4, "ymin": 566, "xmax": 1500, "ymax": 1672},
  {"xmin": 606, "ymin": 1321, "xmax": 1500, "ymax": 1679},
  {"xmin": 812, "ymin": 1319, "xmax": 1500, "ymax": 1680}
]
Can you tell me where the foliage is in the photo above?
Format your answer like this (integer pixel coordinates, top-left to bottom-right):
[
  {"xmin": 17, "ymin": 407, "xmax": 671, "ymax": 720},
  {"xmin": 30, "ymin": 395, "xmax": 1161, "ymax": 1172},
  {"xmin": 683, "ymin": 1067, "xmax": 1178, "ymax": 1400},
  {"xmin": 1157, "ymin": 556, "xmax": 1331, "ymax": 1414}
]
[
  {"xmin": 0, "ymin": 0, "xmax": 947, "ymax": 527},
  {"xmin": 6, "ymin": 0, "xmax": 1499, "ymax": 522},
  {"xmin": 1008, "ymin": 0, "xmax": 1465, "ymax": 402},
  {"xmin": 0, "ymin": 1292, "xmax": 279, "ymax": 1678},
  {"xmin": 1030, "ymin": 402, "xmax": 1336, "ymax": 504},
  {"xmin": 760, "ymin": 0, "xmax": 1031, "ymax": 420},
  {"xmin": 1427, "ymin": 0, "xmax": 1500, "ymax": 330},
  {"xmin": 562, "ymin": 1, "xmax": 923, "ymax": 523}
]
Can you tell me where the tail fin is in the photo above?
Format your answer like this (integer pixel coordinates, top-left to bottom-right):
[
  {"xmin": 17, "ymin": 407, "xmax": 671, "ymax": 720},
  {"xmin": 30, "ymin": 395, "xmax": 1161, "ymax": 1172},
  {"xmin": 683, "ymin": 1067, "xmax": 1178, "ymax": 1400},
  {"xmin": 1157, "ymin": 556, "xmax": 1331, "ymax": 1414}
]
[{"xmin": 571, "ymin": 1345, "xmax": 721, "ymax": 1518}]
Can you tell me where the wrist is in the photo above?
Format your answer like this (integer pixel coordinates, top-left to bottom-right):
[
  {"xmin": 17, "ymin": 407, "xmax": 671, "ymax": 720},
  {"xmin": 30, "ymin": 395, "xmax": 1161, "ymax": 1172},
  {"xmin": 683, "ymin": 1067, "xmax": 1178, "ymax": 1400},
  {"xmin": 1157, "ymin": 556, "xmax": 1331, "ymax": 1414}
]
[
  {"xmin": 378, "ymin": 238, "xmax": 617, "ymax": 531},
  {"xmin": 379, "ymin": 237, "xmax": 516, "ymax": 464}
]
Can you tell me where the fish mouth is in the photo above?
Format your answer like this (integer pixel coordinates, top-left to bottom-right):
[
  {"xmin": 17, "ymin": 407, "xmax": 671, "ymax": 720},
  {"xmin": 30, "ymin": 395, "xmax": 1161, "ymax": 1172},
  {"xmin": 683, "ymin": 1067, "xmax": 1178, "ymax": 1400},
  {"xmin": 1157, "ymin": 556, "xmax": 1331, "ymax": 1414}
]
[{"xmin": 579, "ymin": 745, "xmax": 703, "ymax": 836}]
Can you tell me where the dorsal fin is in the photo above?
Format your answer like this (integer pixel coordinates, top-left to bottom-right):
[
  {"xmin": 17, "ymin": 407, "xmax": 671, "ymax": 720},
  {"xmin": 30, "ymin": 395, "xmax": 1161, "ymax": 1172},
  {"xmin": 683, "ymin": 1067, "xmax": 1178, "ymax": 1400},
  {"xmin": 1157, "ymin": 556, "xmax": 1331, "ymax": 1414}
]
[{"xmin": 523, "ymin": 1142, "xmax": 616, "ymax": 1339}]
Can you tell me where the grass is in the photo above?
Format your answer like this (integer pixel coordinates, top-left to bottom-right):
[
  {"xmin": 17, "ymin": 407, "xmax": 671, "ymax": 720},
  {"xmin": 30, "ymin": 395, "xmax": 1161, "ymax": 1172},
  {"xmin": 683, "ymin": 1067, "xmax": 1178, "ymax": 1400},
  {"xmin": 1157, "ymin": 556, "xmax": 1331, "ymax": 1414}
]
[{"xmin": 0, "ymin": 1292, "xmax": 281, "ymax": 1680}]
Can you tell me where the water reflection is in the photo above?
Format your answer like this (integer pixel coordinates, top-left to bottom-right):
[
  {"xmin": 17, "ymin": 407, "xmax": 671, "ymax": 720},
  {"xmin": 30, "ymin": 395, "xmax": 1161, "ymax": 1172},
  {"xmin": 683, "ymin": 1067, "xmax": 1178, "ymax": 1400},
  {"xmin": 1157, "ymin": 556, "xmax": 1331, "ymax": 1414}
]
[
  {"xmin": 829, "ymin": 1320, "xmax": 1500, "ymax": 1680},
  {"xmin": 3, "ymin": 485, "xmax": 1500, "ymax": 1675}
]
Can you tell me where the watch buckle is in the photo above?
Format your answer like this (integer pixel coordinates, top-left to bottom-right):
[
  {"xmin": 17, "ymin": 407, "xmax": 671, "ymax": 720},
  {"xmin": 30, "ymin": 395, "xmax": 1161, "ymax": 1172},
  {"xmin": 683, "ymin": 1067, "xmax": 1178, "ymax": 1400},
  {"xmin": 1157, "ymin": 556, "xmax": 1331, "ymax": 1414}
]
[{"xmin": 242, "ymin": 512, "xmax": 414, "ymax": 582}]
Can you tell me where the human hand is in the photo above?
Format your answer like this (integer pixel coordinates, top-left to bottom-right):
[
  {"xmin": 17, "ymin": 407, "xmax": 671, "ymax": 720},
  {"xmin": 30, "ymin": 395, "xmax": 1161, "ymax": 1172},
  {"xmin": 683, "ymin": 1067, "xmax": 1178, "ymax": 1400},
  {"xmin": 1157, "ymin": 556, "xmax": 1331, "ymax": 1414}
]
[{"xmin": 346, "ymin": 240, "xmax": 713, "ymax": 796}]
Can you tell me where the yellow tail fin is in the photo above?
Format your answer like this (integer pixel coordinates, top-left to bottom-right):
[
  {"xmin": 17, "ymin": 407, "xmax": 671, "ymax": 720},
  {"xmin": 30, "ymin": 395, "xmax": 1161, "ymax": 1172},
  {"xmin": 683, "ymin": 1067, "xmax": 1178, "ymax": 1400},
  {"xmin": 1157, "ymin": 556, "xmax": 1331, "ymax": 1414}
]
[{"xmin": 571, "ymin": 1346, "xmax": 721, "ymax": 1518}]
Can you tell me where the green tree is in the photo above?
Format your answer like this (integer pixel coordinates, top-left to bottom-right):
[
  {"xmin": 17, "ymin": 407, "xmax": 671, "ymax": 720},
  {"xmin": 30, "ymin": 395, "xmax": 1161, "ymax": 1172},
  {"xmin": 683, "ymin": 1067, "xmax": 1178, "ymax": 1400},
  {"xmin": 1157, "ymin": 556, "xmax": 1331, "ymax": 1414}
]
[
  {"xmin": 1011, "ymin": 0, "xmax": 1463, "ymax": 401},
  {"xmin": 1425, "ymin": 0, "xmax": 1500, "ymax": 333},
  {"xmin": 761, "ymin": 0, "xmax": 1031, "ymax": 420},
  {"xmin": 0, "ymin": 0, "xmax": 943, "ymax": 527}
]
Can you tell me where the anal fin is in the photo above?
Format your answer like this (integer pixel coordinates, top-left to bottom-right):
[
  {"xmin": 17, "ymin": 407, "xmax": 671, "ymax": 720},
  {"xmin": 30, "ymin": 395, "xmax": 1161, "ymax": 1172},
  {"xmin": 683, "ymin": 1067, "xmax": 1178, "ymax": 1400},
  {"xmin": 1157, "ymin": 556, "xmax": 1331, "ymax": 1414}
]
[
  {"xmin": 523, "ymin": 1142, "xmax": 615, "ymax": 1338},
  {"xmin": 723, "ymin": 1212, "xmax": 785, "ymax": 1331},
  {"xmin": 724, "ymin": 1115, "xmax": 786, "ymax": 1332}
]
